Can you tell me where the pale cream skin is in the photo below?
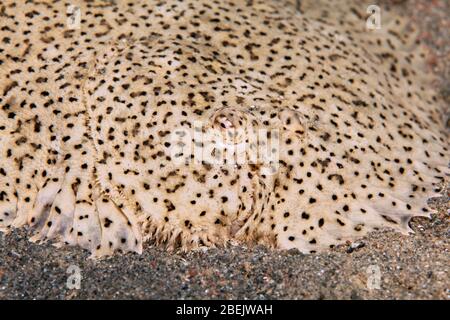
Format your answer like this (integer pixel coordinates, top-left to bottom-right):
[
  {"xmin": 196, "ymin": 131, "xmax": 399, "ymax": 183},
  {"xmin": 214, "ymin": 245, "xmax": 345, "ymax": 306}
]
[{"xmin": 0, "ymin": 0, "xmax": 448, "ymax": 258}]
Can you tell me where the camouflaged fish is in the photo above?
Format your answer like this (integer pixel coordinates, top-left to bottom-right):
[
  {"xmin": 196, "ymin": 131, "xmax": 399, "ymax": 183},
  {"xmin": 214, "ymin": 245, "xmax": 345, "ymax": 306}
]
[{"xmin": 0, "ymin": 0, "xmax": 448, "ymax": 258}]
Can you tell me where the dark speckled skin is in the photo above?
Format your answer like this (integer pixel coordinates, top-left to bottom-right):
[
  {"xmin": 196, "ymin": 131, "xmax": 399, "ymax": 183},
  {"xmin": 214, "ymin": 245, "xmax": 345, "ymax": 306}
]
[{"xmin": 0, "ymin": 0, "xmax": 448, "ymax": 299}]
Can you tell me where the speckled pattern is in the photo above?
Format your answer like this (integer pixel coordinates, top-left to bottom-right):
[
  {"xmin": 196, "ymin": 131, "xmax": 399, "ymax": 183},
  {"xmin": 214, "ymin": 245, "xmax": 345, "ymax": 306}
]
[
  {"xmin": 0, "ymin": 200, "xmax": 448, "ymax": 299},
  {"xmin": 0, "ymin": 0, "xmax": 448, "ymax": 300}
]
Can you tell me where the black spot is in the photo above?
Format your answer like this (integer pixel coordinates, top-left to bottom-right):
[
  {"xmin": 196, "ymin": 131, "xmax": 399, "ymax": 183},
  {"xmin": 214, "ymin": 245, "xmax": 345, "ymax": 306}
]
[{"xmin": 318, "ymin": 218, "xmax": 324, "ymax": 227}]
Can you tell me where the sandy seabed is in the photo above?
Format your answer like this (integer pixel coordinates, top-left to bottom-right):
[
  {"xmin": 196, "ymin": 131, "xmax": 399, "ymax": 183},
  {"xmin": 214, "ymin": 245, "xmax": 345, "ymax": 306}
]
[{"xmin": 0, "ymin": 0, "xmax": 448, "ymax": 300}]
